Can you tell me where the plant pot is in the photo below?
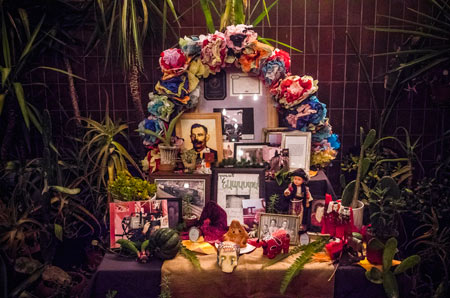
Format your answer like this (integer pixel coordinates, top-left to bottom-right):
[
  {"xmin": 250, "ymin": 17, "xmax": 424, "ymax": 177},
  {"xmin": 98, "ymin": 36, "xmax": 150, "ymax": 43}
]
[
  {"xmin": 182, "ymin": 160, "xmax": 197, "ymax": 171},
  {"xmin": 183, "ymin": 215, "xmax": 198, "ymax": 229},
  {"xmin": 352, "ymin": 200, "xmax": 365, "ymax": 230},
  {"xmin": 159, "ymin": 145, "xmax": 179, "ymax": 166},
  {"xmin": 68, "ymin": 271, "xmax": 87, "ymax": 296}
]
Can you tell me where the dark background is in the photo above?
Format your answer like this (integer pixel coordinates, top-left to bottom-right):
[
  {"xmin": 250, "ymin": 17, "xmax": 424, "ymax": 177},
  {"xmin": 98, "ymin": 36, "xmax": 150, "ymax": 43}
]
[{"xmin": 32, "ymin": 0, "xmax": 449, "ymax": 194}]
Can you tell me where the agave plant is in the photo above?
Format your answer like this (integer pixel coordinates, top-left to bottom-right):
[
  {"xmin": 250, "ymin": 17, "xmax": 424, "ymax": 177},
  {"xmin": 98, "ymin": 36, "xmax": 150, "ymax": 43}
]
[
  {"xmin": 86, "ymin": 0, "xmax": 181, "ymax": 121},
  {"xmin": 80, "ymin": 109, "xmax": 143, "ymax": 189},
  {"xmin": 367, "ymin": 0, "xmax": 450, "ymax": 86}
]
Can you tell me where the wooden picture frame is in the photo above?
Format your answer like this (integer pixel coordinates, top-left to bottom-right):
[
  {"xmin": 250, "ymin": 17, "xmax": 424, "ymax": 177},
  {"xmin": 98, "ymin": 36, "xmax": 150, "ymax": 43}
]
[
  {"xmin": 262, "ymin": 127, "xmax": 289, "ymax": 145},
  {"xmin": 176, "ymin": 113, "xmax": 223, "ymax": 162},
  {"xmin": 212, "ymin": 168, "xmax": 265, "ymax": 226},
  {"xmin": 258, "ymin": 213, "xmax": 301, "ymax": 245},
  {"xmin": 281, "ymin": 131, "xmax": 311, "ymax": 172},
  {"xmin": 149, "ymin": 173, "xmax": 211, "ymax": 218}
]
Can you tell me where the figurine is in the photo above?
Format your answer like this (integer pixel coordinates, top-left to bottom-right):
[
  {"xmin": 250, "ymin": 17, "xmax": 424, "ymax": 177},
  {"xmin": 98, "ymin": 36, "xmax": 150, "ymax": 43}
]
[
  {"xmin": 321, "ymin": 194, "xmax": 357, "ymax": 240},
  {"xmin": 261, "ymin": 229, "xmax": 290, "ymax": 259},
  {"xmin": 223, "ymin": 220, "xmax": 249, "ymax": 248},
  {"xmin": 283, "ymin": 168, "xmax": 313, "ymax": 229},
  {"xmin": 217, "ymin": 241, "xmax": 240, "ymax": 273}
]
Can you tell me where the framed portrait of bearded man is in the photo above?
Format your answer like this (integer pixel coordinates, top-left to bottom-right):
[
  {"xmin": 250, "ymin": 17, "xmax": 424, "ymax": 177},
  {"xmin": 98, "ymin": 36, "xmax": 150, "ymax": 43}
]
[{"xmin": 176, "ymin": 113, "xmax": 223, "ymax": 163}]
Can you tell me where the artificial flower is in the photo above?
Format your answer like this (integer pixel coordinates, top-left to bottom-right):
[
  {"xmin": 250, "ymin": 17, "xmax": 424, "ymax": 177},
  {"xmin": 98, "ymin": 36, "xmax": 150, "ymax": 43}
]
[
  {"xmin": 179, "ymin": 36, "xmax": 201, "ymax": 56},
  {"xmin": 146, "ymin": 148, "xmax": 161, "ymax": 173},
  {"xmin": 238, "ymin": 41, "xmax": 273, "ymax": 73},
  {"xmin": 188, "ymin": 57, "xmax": 213, "ymax": 78},
  {"xmin": 260, "ymin": 48, "xmax": 291, "ymax": 86},
  {"xmin": 311, "ymin": 122, "xmax": 332, "ymax": 143},
  {"xmin": 311, "ymin": 149, "xmax": 337, "ymax": 168},
  {"xmin": 224, "ymin": 24, "xmax": 257, "ymax": 52},
  {"xmin": 201, "ymin": 31, "xmax": 227, "ymax": 73},
  {"xmin": 159, "ymin": 48, "xmax": 187, "ymax": 79},
  {"xmin": 271, "ymin": 75, "xmax": 319, "ymax": 109},
  {"xmin": 138, "ymin": 116, "xmax": 165, "ymax": 147},
  {"xmin": 155, "ymin": 72, "xmax": 199, "ymax": 105},
  {"xmin": 327, "ymin": 133, "xmax": 341, "ymax": 150},
  {"xmin": 282, "ymin": 96, "xmax": 327, "ymax": 130},
  {"xmin": 186, "ymin": 85, "xmax": 200, "ymax": 110},
  {"xmin": 147, "ymin": 93, "xmax": 175, "ymax": 122}
]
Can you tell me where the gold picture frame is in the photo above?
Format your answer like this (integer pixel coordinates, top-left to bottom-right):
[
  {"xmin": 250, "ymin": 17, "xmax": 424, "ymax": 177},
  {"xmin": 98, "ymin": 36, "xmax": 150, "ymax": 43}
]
[
  {"xmin": 281, "ymin": 131, "xmax": 311, "ymax": 172},
  {"xmin": 176, "ymin": 113, "xmax": 224, "ymax": 162}
]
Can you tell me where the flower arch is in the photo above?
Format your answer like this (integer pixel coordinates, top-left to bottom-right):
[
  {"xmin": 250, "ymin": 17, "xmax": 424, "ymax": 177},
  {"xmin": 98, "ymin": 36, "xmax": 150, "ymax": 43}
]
[{"xmin": 140, "ymin": 25, "xmax": 340, "ymax": 171}]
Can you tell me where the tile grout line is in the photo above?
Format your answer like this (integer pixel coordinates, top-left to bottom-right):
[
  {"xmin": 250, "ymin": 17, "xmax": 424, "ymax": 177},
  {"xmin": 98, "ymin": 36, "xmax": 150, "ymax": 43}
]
[
  {"xmin": 303, "ymin": 0, "xmax": 306, "ymax": 74},
  {"xmin": 341, "ymin": 0, "xmax": 349, "ymax": 150},
  {"xmin": 355, "ymin": 0, "xmax": 364, "ymax": 144},
  {"xmin": 329, "ymin": 0, "xmax": 336, "ymax": 112},
  {"xmin": 317, "ymin": 0, "xmax": 320, "ymax": 79}
]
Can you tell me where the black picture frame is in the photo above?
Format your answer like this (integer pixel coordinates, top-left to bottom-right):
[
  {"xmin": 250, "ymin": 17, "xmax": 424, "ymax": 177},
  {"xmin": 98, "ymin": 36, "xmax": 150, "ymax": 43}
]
[
  {"xmin": 204, "ymin": 70, "xmax": 226, "ymax": 100},
  {"xmin": 155, "ymin": 198, "xmax": 182, "ymax": 229},
  {"xmin": 213, "ymin": 107, "xmax": 255, "ymax": 141}
]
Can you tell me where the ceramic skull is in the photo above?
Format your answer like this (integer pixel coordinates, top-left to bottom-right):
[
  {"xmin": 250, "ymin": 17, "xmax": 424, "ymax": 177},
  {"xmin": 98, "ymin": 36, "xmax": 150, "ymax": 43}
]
[{"xmin": 217, "ymin": 241, "xmax": 240, "ymax": 273}]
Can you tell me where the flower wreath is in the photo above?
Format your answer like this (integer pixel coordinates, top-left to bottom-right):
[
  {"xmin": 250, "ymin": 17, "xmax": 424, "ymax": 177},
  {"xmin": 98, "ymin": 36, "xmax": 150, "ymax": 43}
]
[{"xmin": 139, "ymin": 24, "xmax": 340, "ymax": 170}]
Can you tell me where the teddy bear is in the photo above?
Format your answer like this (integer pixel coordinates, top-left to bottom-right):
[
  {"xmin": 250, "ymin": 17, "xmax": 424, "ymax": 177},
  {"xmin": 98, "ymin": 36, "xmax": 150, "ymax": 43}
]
[{"xmin": 223, "ymin": 220, "xmax": 249, "ymax": 248}]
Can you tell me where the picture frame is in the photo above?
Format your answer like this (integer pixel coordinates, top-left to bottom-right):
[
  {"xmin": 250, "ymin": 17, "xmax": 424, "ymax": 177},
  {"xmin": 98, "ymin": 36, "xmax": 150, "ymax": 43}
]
[
  {"xmin": 156, "ymin": 198, "xmax": 182, "ymax": 229},
  {"xmin": 213, "ymin": 108, "xmax": 255, "ymax": 141},
  {"xmin": 309, "ymin": 199, "xmax": 326, "ymax": 232},
  {"xmin": 234, "ymin": 143, "xmax": 268, "ymax": 163},
  {"xmin": 212, "ymin": 168, "xmax": 265, "ymax": 226},
  {"xmin": 149, "ymin": 173, "xmax": 211, "ymax": 217},
  {"xmin": 204, "ymin": 70, "xmax": 226, "ymax": 100},
  {"xmin": 262, "ymin": 127, "xmax": 289, "ymax": 146},
  {"xmin": 175, "ymin": 113, "xmax": 223, "ymax": 162},
  {"xmin": 258, "ymin": 213, "xmax": 301, "ymax": 245},
  {"xmin": 281, "ymin": 131, "xmax": 311, "ymax": 172}
]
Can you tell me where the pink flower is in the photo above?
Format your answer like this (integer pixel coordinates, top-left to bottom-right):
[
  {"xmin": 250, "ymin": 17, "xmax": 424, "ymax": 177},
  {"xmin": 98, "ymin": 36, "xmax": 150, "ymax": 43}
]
[
  {"xmin": 272, "ymin": 75, "xmax": 319, "ymax": 109},
  {"xmin": 225, "ymin": 24, "xmax": 257, "ymax": 52},
  {"xmin": 200, "ymin": 32, "xmax": 227, "ymax": 73},
  {"xmin": 159, "ymin": 48, "xmax": 187, "ymax": 77}
]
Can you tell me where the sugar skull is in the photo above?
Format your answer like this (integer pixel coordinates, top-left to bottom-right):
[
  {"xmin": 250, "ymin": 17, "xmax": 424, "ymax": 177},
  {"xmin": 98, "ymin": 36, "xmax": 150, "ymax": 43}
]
[{"xmin": 217, "ymin": 241, "xmax": 240, "ymax": 273}]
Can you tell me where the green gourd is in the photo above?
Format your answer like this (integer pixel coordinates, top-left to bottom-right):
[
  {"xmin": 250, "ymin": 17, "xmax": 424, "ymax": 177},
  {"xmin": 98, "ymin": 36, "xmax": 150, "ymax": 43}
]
[{"xmin": 149, "ymin": 228, "xmax": 181, "ymax": 260}]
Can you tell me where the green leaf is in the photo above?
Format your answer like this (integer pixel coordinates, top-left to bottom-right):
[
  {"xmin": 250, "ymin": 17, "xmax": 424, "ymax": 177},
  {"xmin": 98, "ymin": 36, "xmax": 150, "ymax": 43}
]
[
  {"xmin": 18, "ymin": 8, "xmax": 30, "ymax": 40},
  {"xmin": 376, "ymin": 14, "xmax": 450, "ymax": 35},
  {"xmin": 407, "ymin": 8, "xmax": 450, "ymax": 29},
  {"xmin": 141, "ymin": 240, "xmax": 150, "ymax": 252},
  {"xmin": 1, "ymin": 67, "xmax": 10, "ymax": 88},
  {"xmin": 393, "ymin": 255, "xmax": 420, "ymax": 274},
  {"xmin": 257, "ymin": 37, "xmax": 303, "ymax": 53},
  {"xmin": 36, "ymin": 66, "xmax": 86, "ymax": 81},
  {"xmin": 383, "ymin": 237, "xmax": 398, "ymax": 271},
  {"xmin": 252, "ymin": 0, "xmax": 279, "ymax": 26},
  {"xmin": 363, "ymin": 129, "xmax": 376, "ymax": 148},
  {"xmin": 400, "ymin": 57, "xmax": 449, "ymax": 84},
  {"xmin": 262, "ymin": 0, "xmax": 271, "ymax": 26},
  {"xmin": 368, "ymin": 238, "xmax": 385, "ymax": 251},
  {"xmin": 366, "ymin": 27, "xmax": 449, "ymax": 40},
  {"xmin": 116, "ymin": 239, "xmax": 139, "ymax": 256},
  {"xmin": 370, "ymin": 49, "xmax": 442, "ymax": 57},
  {"xmin": 0, "ymin": 93, "xmax": 4, "ymax": 115},
  {"xmin": 19, "ymin": 15, "xmax": 45, "ymax": 61},
  {"xmin": 383, "ymin": 271, "xmax": 399, "ymax": 298},
  {"xmin": 388, "ymin": 50, "xmax": 450, "ymax": 74},
  {"xmin": 361, "ymin": 157, "xmax": 371, "ymax": 178},
  {"xmin": 54, "ymin": 223, "xmax": 63, "ymax": 241},
  {"xmin": 341, "ymin": 180, "xmax": 356, "ymax": 207},
  {"xmin": 200, "ymin": 0, "xmax": 215, "ymax": 33},
  {"xmin": 179, "ymin": 245, "xmax": 201, "ymax": 271},
  {"xmin": 1, "ymin": 10, "xmax": 11, "ymax": 68},
  {"xmin": 27, "ymin": 103, "xmax": 43, "ymax": 134},
  {"xmin": 13, "ymin": 82, "xmax": 30, "ymax": 129},
  {"xmin": 166, "ymin": 0, "xmax": 180, "ymax": 27},
  {"xmin": 365, "ymin": 267, "xmax": 383, "ymax": 284},
  {"xmin": 50, "ymin": 186, "xmax": 81, "ymax": 195},
  {"xmin": 233, "ymin": 0, "xmax": 245, "ymax": 25}
]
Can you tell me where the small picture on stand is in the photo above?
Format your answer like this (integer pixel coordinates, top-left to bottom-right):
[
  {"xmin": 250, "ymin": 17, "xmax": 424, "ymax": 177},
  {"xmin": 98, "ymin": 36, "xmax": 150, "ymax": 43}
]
[
  {"xmin": 258, "ymin": 213, "xmax": 300, "ymax": 245},
  {"xmin": 310, "ymin": 199, "xmax": 326, "ymax": 232}
]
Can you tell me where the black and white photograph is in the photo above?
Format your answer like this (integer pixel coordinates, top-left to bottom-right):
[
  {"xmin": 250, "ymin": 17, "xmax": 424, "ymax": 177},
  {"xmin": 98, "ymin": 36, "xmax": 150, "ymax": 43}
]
[
  {"xmin": 234, "ymin": 143, "xmax": 266, "ymax": 163},
  {"xmin": 258, "ymin": 213, "xmax": 300, "ymax": 244},
  {"xmin": 214, "ymin": 108, "xmax": 254, "ymax": 141},
  {"xmin": 225, "ymin": 194, "xmax": 250, "ymax": 208},
  {"xmin": 155, "ymin": 179, "xmax": 206, "ymax": 216}
]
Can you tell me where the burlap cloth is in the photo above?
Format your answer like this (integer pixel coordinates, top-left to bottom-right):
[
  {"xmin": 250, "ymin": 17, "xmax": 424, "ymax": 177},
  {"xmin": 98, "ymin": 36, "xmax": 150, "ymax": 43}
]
[{"xmin": 161, "ymin": 247, "xmax": 335, "ymax": 298}]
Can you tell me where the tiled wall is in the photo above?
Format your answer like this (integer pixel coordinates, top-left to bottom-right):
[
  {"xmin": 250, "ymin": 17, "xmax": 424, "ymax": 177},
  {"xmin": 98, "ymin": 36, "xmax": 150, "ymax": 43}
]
[{"xmin": 37, "ymin": 0, "xmax": 449, "ymax": 193}]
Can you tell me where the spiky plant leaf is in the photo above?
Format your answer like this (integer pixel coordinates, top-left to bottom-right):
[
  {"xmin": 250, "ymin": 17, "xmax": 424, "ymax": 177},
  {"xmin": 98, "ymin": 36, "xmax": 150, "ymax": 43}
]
[
  {"xmin": 179, "ymin": 245, "xmax": 201, "ymax": 271},
  {"xmin": 280, "ymin": 239, "xmax": 326, "ymax": 294},
  {"xmin": 383, "ymin": 237, "xmax": 398, "ymax": 271},
  {"xmin": 252, "ymin": 0, "xmax": 278, "ymax": 26},
  {"xmin": 393, "ymin": 255, "xmax": 420, "ymax": 275}
]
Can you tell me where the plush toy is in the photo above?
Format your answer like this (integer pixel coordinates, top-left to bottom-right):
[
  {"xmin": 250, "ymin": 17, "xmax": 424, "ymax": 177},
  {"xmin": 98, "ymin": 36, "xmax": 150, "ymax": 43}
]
[
  {"xmin": 223, "ymin": 220, "xmax": 249, "ymax": 248},
  {"xmin": 283, "ymin": 168, "xmax": 313, "ymax": 229},
  {"xmin": 217, "ymin": 241, "xmax": 240, "ymax": 273},
  {"xmin": 261, "ymin": 229, "xmax": 290, "ymax": 259}
]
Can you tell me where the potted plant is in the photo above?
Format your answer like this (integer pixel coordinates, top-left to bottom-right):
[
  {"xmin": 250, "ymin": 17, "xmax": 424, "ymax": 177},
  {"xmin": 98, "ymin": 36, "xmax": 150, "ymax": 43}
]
[
  {"xmin": 108, "ymin": 172, "xmax": 157, "ymax": 202},
  {"xmin": 139, "ymin": 111, "xmax": 184, "ymax": 172},
  {"xmin": 181, "ymin": 149, "xmax": 198, "ymax": 172},
  {"xmin": 182, "ymin": 194, "xmax": 198, "ymax": 228}
]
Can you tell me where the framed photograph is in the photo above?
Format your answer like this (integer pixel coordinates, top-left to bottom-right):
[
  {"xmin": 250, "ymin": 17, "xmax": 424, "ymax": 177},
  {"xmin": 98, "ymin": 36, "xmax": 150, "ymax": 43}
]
[
  {"xmin": 149, "ymin": 174, "xmax": 211, "ymax": 217},
  {"xmin": 223, "ymin": 142, "xmax": 235, "ymax": 159},
  {"xmin": 258, "ymin": 213, "xmax": 300, "ymax": 245},
  {"xmin": 212, "ymin": 168, "xmax": 265, "ymax": 226},
  {"xmin": 213, "ymin": 108, "xmax": 255, "ymax": 141},
  {"xmin": 204, "ymin": 70, "xmax": 226, "ymax": 100},
  {"xmin": 176, "ymin": 113, "xmax": 223, "ymax": 162},
  {"xmin": 281, "ymin": 131, "xmax": 311, "ymax": 172},
  {"xmin": 234, "ymin": 143, "xmax": 267, "ymax": 163},
  {"xmin": 263, "ymin": 127, "xmax": 289, "ymax": 146},
  {"xmin": 309, "ymin": 199, "xmax": 326, "ymax": 232},
  {"xmin": 109, "ymin": 200, "xmax": 167, "ymax": 248}
]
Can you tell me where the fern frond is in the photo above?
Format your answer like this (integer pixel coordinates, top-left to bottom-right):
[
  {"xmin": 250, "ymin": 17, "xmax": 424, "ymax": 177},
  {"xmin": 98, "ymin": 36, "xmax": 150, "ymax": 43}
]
[
  {"xmin": 279, "ymin": 239, "xmax": 328, "ymax": 294},
  {"xmin": 179, "ymin": 245, "xmax": 201, "ymax": 271},
  {"xmin": 158, "ymin": 275, "xmax": 172, "ymax": 298}
]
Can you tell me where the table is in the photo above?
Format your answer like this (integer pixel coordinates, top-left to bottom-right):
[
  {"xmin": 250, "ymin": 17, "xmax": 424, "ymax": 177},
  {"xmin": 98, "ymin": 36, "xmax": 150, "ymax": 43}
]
[{"xmin": 84, "ymin": 252, "xmax": 411, "ymax": 298}]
